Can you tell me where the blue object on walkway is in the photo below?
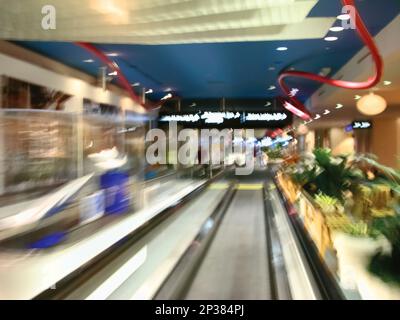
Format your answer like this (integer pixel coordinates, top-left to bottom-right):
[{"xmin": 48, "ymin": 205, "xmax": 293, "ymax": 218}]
[
  {"xmin": 100, "ymin": 170, "xmax": 130, "ymax": 214},
  {"xmin": 28, "ymin": 232, "xmax": 67, "ymax": 249}
]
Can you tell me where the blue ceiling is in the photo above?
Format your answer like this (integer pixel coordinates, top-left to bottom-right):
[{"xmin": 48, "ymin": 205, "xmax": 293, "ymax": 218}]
[{"xmin": 13, "ymin": 0, "xmax": 400, "ymax": 104}]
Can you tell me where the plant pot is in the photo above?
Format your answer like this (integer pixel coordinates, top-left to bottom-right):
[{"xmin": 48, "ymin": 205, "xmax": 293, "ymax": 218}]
[
  {"xmin": 332, "ymin": 232, "xmax": 391, "ymax": 290},
  {"xmin": 356, "ymin": 268, "xmax": 400, "ymax": 300}
]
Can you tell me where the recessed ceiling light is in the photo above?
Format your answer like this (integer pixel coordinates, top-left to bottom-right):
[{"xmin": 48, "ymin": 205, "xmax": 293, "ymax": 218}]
[
  {"xmin": 131, "ymin": 82, "xmax": 140, "ymax": 87},
  {"xmin": 108, "ymin": 71, "xmax": 117, "ymax": 76},
  {"xmin": 265, "ymin": 102, "xmax": 272, "ymax": 107},
  {"xmin": 355, "ymin": 95, "xmax": 362, "ymax": 100},
  {"xmin": 336, "ymin": 103, "xmax": 344, "ymax": 109},
  {"xmin": 106, "ymin": 53, "xmax": 119, "ymax": 57},
  {"xmin": 289, "ymin": 88, "xmax": 299, "ymax": 97},
  {"xmin": 83, "ymin": 59, "xmax": 94, "ymax": 63},
  {"xmin": 323, "ymin": 109, "xmax": 331, "ymax": 115},
  {"xmin": 324, "ymin": 36, "xmax": 338, "ymax": 42},
  {"xmin": 145, "ymin": 89, "xmax": 153, "ymax": 94},
  {"xmin": 161, "ymin": 93, "xmax": 172, "ymax": 101},
  {"xmin": 329, "ymin": 26, "xmax": 344, "ymax": 32},
  {"xmin": 267, "ymin": 85, "xmax": 276, "ymax": 90},
  {"xmin": 337, "ymin": 14, "xmax": 351, "ymax": 21},
  {"xmin": 276, "ymin": 47, "xmax": 288, "ymax": 51},
  {"xmin": 268, "ymin": 67, "xmax": 276, "ymax": 71},
  {"xmin": 319, "ymin": 67, "xmax": 332, "ymax": 77},
  {"xmin": 164, "ymin": 87, "xmax": 173, "ymax": 92},
  {"xmin": 190, "ymin": 103, "xmax": 197, "ymax": 107},
  {"xmin": 383, "ymin": 80, "xmax": 392, "ymax": 86},
  {"xmin": 325, "ymin": 47, "xmax": 331, "ymax": 50},
  {"xmin": 314, "ymin": 114, "xmax": 321, "ymax": 120}
]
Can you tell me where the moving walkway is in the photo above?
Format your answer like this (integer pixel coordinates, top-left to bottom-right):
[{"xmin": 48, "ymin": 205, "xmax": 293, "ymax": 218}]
[{"xmin": 0, "ymin": 169, "xmax": 342, "ymax": 300}]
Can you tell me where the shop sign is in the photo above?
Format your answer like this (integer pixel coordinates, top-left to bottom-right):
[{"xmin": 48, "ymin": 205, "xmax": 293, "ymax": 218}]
[
  {"xmin": 352, "ymin": 121, "xmax": 372, "ymax": 129},
  {"xmin": 159, "ymin": 111, "xmax": 291, "ymax": 128}
]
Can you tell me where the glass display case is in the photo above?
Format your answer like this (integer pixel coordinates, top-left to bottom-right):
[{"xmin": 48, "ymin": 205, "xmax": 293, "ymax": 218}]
[
  {"xmin": 0, "ymin": 107, "xmax": 147, "ymax": 249},
  {"xmin": 0, "ymin": 109, "xmax": 78, "ymax": 200}
]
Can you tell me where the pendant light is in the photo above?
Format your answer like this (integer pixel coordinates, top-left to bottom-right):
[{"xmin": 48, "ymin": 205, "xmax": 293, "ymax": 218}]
[{"xmin": 356, "ymin": 92, "xmax": 387, "ymax": 116}]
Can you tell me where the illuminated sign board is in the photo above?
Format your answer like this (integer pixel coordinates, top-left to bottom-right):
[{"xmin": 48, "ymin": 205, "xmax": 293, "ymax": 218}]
[
  {"xmin": 201, "ymin": 112, "xmax": 241, "ymax": 124},
  {"xmin": 352, "ymin": 121, "xmax": 372, "ymax": 129},
  {"xmin": 159, "ymin": 114, "xmax": 201, "ymax": 123},
  {"xmin": 164, "ymin": 98, "xmax": 277, "ymax": 112},
  {"xmin": 159, "ymin": 111, "xmax": 292, "ymax": 128},
  {"xmin": 245, "ymin": 113, "xmax": 287, "ymax": 121}
]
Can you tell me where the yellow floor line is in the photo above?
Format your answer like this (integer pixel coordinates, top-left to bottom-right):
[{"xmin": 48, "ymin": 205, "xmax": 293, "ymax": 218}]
[{"xmin": 235, "ymin": 183, "xmax": 263, "ymax": 190}]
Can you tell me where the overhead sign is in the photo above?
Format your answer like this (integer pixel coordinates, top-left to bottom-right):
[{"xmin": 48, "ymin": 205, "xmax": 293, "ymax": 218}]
[
  {"xmin": 159, "ymin": 114, "xmax": 201, "ymax": 123},
  {"xmin": 245, "ymin": 113, "xmax": 288, "ymax": 121},
  {"xmin": 163, "ymin": 98, "xmax": 277, "ymax": 113},
  {"xmin": 159, "ymin": 111, "xmax": 292, "ymax": 128},
  {"xmin": 352, "ymin": 121, "xmax": 372, "ymax": 129}
]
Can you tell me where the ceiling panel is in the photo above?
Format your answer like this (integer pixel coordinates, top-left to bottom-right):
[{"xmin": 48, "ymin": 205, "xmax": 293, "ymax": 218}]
[
  {"xmin": 1, "ymin": 0, "xmax": 399, "ymax": 108},
  {"xmin": 0, "ymin": 0, "xmax": 331, "ymax": 43}
]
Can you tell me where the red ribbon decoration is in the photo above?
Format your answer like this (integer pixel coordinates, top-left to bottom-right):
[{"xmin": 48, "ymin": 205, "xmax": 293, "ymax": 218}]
[
  {"xmin": 278, "ymin": 0, "xmax": 384, "ymax": 120},
  {"xmin": 75, "ymin": 42, "xmax": 167, "ymax": 110},
  {"xmin": 76, "ymin": 0, "xmax": 382, "ymax": 115}
]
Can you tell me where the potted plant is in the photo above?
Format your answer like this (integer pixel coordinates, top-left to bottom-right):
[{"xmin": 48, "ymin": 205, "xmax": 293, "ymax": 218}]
[
  {"xmin": 357, "ymin": 214, "xmax": 400, "ymax": 299},
  {"xmin": 331, "ymin": 221, "xmax": 390, "ymax": 291},
  {"xmin": 284, "ymin": 149, "xmax": 399, "ymax": 296},
  {"xmin": 286, "ymin": 148, "xmax": 365, "ymax": 202},
  {"xmin": 311, "ymin": 149, "xmax": 365, "ymax": 202}
]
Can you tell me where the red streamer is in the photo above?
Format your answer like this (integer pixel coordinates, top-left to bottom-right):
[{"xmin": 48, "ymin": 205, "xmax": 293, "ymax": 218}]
[
  {"xmin": 278, "ymin": 0, "xmax": 384, "ymax": 120},
  {"xmin": 75, "ymin": 42, "xmax": 167, "ymax": 110}
]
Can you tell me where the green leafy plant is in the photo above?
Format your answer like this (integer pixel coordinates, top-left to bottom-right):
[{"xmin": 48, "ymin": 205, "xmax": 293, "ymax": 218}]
[
  {"xmin": 369, "ymin": 215, "xmax": 400, "ymax": 285},
  {"xmin": 315, "ymin": 192, "xmax": 339, "ymax": 206},
  {"xmin": 286, "ymin": 148, "xmax": 365, "ymax": 202},
  {"xmin": 312, "ymin": 148, "xmax": 365, "ymax": 202},
  {"xmin": 314, "ymin": 192, "xmax": 341, "ymax": 214},
  {"xmin": 340, "ymin": 221, "xmax": 380, "ymax": 238},
  {"xmin": 285, "ymin": 151, "xmax": 319, "ymax": 187},
  {"xmin": 266, "ymin": 146, "xmax": 283, "ymax": 159},
  {"xmin": 356, "ymin": 154, "xmax": 400, "ymax": 183},
  {"xmin": 355, "ymin": 154, "xmax": 400, "ymax": 196}
]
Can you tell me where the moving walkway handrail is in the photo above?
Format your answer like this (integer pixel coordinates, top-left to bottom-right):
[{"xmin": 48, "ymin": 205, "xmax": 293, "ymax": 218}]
[
  {"xmin": 263, "ymin": 185, "xmax": 292, "ymax": 300},
  {"xmin": 154, "ymin": 183, "xmax": 236, "ymax": 300},
  {"xmin": 272, "ymin": 173, "xmax": 345, "ymax": 300},
  {"xmin": 34, "ymin": 170, "xmax": 226, "ymax": 300},
  {"xmin": 156, "ymin": 177, "xmax": 305, "ymax": 300},
  {"xmin": 155, "ymin": 180, "xmax": 290, "ymax": 300},
  {"xmin": 144, "ymin": 170, "xmax": 177, "ymax": 184}
]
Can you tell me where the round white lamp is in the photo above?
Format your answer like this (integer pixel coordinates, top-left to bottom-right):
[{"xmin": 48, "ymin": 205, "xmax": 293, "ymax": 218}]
[{"xmin": 356, "ymin": 92, "xmax": 387, "ymax": 116}]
